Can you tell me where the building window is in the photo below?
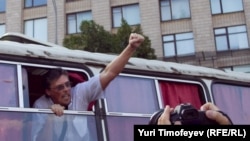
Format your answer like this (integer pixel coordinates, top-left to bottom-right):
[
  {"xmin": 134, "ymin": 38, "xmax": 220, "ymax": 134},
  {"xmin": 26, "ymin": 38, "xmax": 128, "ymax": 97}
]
[
  {"xmin": 0, "ymin": 0, "xmax": 6, "ymax": 12},
  {"xmin": 214, "ymin": 25, "xmax": 249, "ymax": 51},
  {"xmin": 67, "ymin": 11, "xmax": 92, "ymax": 34},
  {"xmin": 66, "ymin": 0, "xmax": 80, "ymax": 2},
  {"xmin": 112, "ymin": 4, "xmax": 141, "ymax": 28},
  {"xmin": 160, "ymin": 0, "xmax": 190, "ymax": 21},
  {"xmin": 24, "ymin": 0, "xmax": 47, "ymax": 8},
  {"xmin": 0, "ymin": 24, "xmax": 5, "ymax": 36},
  {"xmin": 163, "ymin": 32, "xmax": 194, "ymax": 57},
  {"xmin": 223, "ymin": 65, "xmax": 250, "ymax": 73},
  {"xmin": 210, "ymin": 0, "xmax": 243, "ymax": 14},
  {"xmin": 24, "ymin": 18, "xmax": 48, "ymax": 42}
]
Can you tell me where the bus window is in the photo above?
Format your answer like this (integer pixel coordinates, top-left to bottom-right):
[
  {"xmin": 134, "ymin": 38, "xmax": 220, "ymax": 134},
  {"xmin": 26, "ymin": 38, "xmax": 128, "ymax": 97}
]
[
  {"xmin": 159, "ymin": 80, "xmax": 204, "ymax": 109},
  {"xmin": 212, "ymin": 83, "xmax": 250, "ymax": 124},
  {"xmin": 29, "ymin": 113, "xmax": 97, "ymax": 141},
  {"xmin": 24, "ymin": 66, "xmax": 89, "ymax": 108},
  {"xmin": 104, "ymin": 75, "xmax": 159, "ymax": 114},
  {"xmin": 0, "ymin": 111, "xmax": 23, "ymax": 141},
  {"xmin": 0, "ymin": 63, "xmax": 19, "ymax": 107},
  {"xmin": 0, "ymin": 111, "xmax": 98, "ymax": 141},
  {"xmin": 26, "ymin": 67, "xmax": 48, "ymax": 108},
  {"xmin": 106, "ymin": 116, "xmax": 149, "ymax": 141}
]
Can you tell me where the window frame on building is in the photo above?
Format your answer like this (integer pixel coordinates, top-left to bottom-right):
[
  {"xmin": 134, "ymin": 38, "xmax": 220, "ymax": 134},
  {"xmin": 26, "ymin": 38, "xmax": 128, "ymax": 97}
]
[
  {"xmin": 0, "ymin": 24, "xmax": 5, "ymax": 36},
  {"xmin": 222, "ymin": 64, "xmax": 250, "ymax": 73},
  {"xmin": 160, "ymin": 0, "xmax": 191, "ymax": 21},
  {"xmin": 163, "ymin": 32, "xmax": 195, "ymax": 57},
  {"xmin": 24, "ymin": 0, "xmax": 47, "ymax": 8},
  {"xmin": 210, "ymin": 0, "xmax": 243, "ymax": 15},
  {"xmin": 0, "ymin": 0, "xmax": 6, "ymax": 13},
  {"xmin": 112, "ymin": 4, "xmax": 141, "ymax": 28},
  {"xmin": 66, "ymin": 11, "xmax": 92, "ymax": 34},
  {"xmin": 24, "ymin": 18, "xmax": 48, "ymax": 42},
  {"xmin": 214, "ymin": 25, "xmax": 249, "ymax": 52},
  {"xmin": 65, "ymin": 0, "xmax": 81, "ymax": 2}
]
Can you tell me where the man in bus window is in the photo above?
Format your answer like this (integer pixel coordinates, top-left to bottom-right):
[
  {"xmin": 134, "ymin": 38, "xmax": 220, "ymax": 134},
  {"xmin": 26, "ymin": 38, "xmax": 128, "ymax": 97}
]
[{"xmin": 31, "ymin": 33, "xmax": 145, "ymax": 141}]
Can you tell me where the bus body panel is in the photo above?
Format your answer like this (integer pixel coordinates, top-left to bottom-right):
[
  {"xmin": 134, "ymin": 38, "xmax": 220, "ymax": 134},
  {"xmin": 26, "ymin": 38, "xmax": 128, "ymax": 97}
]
[{"xmin": 0, "ymin": 33, "xmax": 249, "ymax": 141}]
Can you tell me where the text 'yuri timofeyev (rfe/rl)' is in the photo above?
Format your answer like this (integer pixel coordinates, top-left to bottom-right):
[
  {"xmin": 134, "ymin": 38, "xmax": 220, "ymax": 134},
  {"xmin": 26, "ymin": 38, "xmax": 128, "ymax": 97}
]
[{"xmin": 134, "ymin": 125, "xmax": 249, "ymax": 140}]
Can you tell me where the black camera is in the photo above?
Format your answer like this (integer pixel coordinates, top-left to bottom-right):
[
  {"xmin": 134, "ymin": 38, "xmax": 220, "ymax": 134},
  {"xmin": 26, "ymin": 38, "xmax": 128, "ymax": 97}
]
[{"xmin": 149, "ymin": 103, "xmax": 219, "ymax": 125}]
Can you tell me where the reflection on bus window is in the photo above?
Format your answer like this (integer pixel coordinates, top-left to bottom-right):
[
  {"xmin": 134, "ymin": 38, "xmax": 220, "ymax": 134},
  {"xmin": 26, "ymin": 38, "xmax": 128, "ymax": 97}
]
[
  {"xmin": 0, "ymin": 111, "xmax": 98, "ymax": 141},
  {"xmin": 104, "ymin": 76, "xmax": 158, "ymax": 114},
  {"xmin": 212, "ymin": 83, "xmax": 250, "ymax": 124},
  {"xmin": 0, "ymin": 63, "xmax": 19, "ymax": 107},
  {"xmin": 106, "ymin": 116, "xmax": 149, "ymax": 141},
  {"xmin": 31, "ymin": 114, "xmax": 97, "ymax": 141}
]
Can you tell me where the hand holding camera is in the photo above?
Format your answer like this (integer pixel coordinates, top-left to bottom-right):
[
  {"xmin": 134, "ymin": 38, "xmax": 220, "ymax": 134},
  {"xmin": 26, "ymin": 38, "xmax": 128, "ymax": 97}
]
[{"xmin": 149, "ymin": 103, "xmax": 232, "ymax": 125}]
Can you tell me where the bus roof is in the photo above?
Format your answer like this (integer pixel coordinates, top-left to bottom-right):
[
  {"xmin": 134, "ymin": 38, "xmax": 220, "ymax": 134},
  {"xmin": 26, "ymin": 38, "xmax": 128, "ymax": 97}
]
[{"xmin": 0, "ymin": 32, "xmax": 249, "ymax": 82}]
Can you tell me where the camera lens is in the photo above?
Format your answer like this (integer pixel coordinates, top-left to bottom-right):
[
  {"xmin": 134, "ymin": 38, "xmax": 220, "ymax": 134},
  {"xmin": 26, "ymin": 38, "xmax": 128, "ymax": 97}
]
[{"xmin": 181, "ymin": 109, "xmax": 199, "ymax": 120}]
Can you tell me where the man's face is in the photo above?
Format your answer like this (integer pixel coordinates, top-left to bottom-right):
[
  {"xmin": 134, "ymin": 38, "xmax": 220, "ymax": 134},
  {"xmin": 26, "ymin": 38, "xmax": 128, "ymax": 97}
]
[{"xmin": 46, "ymin": 75, "xmax": 71, "ymax": 107}]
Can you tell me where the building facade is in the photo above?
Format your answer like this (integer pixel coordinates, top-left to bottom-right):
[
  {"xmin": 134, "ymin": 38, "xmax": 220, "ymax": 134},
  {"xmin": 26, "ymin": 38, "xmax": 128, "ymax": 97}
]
[{"xmin": 0, "ymin": 0, "xmax": 250, "ymax": 72}]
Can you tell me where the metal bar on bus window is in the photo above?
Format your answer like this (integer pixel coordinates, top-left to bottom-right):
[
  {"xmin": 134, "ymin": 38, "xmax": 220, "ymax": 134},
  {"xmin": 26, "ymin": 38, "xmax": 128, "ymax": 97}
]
[{"xmin": 17, "ymin": 65, "xmax": 24, "ymax": 108}]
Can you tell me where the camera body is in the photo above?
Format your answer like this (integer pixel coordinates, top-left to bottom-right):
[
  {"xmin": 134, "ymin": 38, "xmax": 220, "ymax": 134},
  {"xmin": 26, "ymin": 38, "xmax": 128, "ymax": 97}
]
[{"xmin": 149, "ymin": 103, "xmax": 219, "ymax": 125}]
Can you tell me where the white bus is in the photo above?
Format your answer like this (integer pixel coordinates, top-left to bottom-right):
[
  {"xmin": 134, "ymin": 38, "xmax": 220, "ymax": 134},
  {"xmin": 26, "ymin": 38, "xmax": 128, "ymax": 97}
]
[{"xmin": 0, "ymin": 32, "xmax": 249, "ymax": 141}]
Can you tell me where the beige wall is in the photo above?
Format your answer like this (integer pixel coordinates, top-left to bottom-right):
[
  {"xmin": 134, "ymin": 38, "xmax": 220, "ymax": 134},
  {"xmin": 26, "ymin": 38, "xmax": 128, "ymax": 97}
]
[{"xmin": 5, "ymin": 0, "xmax": 23, "ymax": 33}]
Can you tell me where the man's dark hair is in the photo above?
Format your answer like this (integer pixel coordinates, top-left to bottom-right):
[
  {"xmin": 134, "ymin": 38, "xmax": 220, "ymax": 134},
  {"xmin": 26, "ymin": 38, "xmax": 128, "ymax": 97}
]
[{"xmin": 43, "ymin": 68, "xmax": 69, "ymax": 90}]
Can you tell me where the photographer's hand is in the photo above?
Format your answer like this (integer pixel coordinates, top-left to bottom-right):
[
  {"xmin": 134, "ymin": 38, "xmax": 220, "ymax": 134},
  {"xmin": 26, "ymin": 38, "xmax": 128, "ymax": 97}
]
[
  {"xmin": 157, "ymin": 105, "xmax": 181, "ymax": 125},
  {"xmin": 157, "ymin": 105, "xmax": 171, "ymax": 125},
  {"xmin": 200, "ymin": 102, "xmax": 232, "ymax": 125}
]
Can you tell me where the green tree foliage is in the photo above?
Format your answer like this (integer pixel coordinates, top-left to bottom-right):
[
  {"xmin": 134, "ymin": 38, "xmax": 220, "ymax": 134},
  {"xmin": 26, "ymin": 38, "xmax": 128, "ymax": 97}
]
[{"xmin": 63, "ymin": 19, "xmax": 157, "ymax": 59}]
